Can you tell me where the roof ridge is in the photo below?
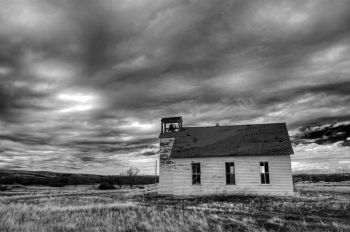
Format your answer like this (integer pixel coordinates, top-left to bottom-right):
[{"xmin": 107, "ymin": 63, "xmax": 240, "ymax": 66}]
[{"xmin": 182, "ymin": 122, "xmax": 287, "ymax": 129}]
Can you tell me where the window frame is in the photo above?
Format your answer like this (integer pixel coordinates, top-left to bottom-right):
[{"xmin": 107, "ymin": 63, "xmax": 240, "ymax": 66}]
[
  {"xmin": 259, "ymin": 161, "xmax": 270, "ymax": 184},
  {"xmin": 191, "ymin": 162, "xmax": 201, "ymax": 185},
  {"xmin": 225, "ymin": 162, "xmax": 236, "ymax": 185}
]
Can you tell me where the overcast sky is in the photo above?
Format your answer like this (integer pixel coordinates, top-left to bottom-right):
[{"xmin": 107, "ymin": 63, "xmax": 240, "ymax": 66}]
[{"xmin": 0, "ymin": 0, "xmax": 350, "ymax": 175}]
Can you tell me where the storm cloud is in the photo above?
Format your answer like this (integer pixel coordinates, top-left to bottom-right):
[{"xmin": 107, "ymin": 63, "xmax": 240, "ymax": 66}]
[{"xmin": 0, "ymin": 0, "xmax": 350, "ymax": 174}]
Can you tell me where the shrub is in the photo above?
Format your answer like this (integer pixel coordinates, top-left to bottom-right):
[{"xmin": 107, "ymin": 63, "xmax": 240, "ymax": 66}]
[
  {"xmin": 98, "ymin": 182, "xmax": 116, "ymax": 190},
  {"xmin": 0, "ymin": 185, "xmax": 8, "ymax": 191},
  {"xmin": 49, "ymin": 182, "xmax": 65, "ymax": 187}
]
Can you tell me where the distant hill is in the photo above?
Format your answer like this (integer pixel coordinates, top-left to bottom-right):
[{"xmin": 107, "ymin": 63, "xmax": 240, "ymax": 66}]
[
  {"xmin": 1, "ymin": 169, "xmax": 349, "ymax": 187},
  {"xmin": 0, "ymin": 169, "xmax": 158, "ymax": 187},
  {"xmin": 293, "ymin": 173, "xmax": 350, "ymax": 183},
  {"xmin": 292, "ymin": 169, "xmax": 349, "ymax": 175}
]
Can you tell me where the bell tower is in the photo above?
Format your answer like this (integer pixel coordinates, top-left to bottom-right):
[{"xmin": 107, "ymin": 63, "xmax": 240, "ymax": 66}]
[
  {"xmin": 159, "ymin": 116, "xmax": 182, "ymax": 195},
  {"xmin": 160, "ymin": 116, "xmax": 182, "ymax": 134}
]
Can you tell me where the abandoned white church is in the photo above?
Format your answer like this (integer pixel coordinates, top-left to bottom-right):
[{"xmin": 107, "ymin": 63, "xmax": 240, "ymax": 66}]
[{"xmin": 158, "ymin": 116, "xmax": 294, "ymax": 196}]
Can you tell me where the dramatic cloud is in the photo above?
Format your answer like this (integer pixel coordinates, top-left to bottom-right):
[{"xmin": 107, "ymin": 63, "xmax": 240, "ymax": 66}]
[{"xmin": 0, "ymin": 0, "xmax": 350, "ymax": 174}]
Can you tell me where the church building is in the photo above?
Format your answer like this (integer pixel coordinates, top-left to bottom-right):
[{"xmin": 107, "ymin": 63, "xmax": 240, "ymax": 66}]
[{"xmin": 158, "ymin": 116, "xmax": 294, "ymax": 196}]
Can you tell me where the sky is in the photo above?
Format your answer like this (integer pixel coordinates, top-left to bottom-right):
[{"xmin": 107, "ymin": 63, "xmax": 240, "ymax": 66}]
[{"xmin": 0, "ymin": 0, "xmax": 350, "ymax": 175}]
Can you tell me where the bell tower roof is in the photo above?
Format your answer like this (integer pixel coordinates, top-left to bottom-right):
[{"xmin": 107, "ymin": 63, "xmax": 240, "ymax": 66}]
[{"xmin": 161, "ymin": 116, "xmax": 182, "ymax": 123}]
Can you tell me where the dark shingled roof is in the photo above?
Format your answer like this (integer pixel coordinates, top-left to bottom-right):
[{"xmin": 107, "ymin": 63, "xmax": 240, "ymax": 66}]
[{"xmin": 159, "ymin": 123, "xmax": 294, "ymax": 158}]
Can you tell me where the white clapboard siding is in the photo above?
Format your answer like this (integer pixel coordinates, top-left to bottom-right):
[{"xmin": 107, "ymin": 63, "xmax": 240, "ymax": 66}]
[
  {"xmin": 159, "ymin": 155, "xmax": 294, "ymax": 196},
  {"xmin": 159, "ymin": 167, "xmax": 174, "ymax": 194}
]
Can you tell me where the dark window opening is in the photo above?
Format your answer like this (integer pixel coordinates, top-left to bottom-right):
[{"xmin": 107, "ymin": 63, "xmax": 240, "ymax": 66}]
[
  {"xmin": 226, "ymin": 162, "xmax": 235, "ymax": 185},
  {"xmin": 260, "ymin": 162, "xmax": 270, "ymax": 184},
  {"xmin": 192, "ymin": 163, "xmax": 201, "ymax": 185}
]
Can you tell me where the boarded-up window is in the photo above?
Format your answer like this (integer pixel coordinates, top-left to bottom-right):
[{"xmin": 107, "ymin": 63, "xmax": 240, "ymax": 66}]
[
  {"xmin": 260, "ymin": 162, "xmax": 270, "ymax": 184},
  {"xmin": 192, "ymin": 163, "xmax": 201, "ymax": 185},
  {"xmin": 225, "ymin": 162, "xmax": 235, "ymax": 185}
]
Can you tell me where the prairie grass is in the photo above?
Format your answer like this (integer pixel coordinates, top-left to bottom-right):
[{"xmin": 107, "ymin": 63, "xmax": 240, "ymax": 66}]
[{"xmin": 0, "ymin": 182, "xmax": 349, "ymax": 232}]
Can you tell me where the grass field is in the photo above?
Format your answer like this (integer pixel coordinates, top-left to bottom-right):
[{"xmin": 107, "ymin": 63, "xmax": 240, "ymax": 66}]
[{"xmin": 0, "ymin": 182, "xmax": 349, "ymax": 232}]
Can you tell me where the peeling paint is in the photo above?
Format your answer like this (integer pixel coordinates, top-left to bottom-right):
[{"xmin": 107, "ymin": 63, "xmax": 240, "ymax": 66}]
[{"xmin": 159, "ymin": 138, "xmax": 175, "ymax": 167}]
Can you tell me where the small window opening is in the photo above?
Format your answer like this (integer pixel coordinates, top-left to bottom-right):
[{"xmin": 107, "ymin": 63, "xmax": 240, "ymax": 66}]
[
  {"xmin": 192, "ymin": 163, "xmax": 201, "ymax": 185},
  {"xmin": 260, "ymin": 162, "xmax": 270, "ymax": 184},
  {"xmin": 225, "ymin": 162, "xmax": 235, "ymax": 185}
]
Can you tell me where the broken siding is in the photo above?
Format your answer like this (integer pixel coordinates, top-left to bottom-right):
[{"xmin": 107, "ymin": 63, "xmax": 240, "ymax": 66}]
[
  {"xmin": 159, "ymin": 138, "xmax": 175, "ymax": 194},
  {"xmin": 159, "ymin": 155, "xmax": 294, "ymax": 196}
]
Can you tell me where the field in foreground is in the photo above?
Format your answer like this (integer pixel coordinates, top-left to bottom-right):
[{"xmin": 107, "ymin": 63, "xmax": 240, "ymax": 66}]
[{"xmin": 0, "ymin": 182, "xmax": 349, "ymax": 232}]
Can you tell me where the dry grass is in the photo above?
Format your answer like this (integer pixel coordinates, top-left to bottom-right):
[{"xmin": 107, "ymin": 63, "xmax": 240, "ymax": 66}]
[{"xmin": 0, "ymin": 183, "xmax": 349, "ymax": 232}]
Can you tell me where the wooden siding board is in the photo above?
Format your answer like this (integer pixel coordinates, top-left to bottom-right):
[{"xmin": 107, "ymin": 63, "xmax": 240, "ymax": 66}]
[{"xmin": 159, "ymin": 155, "xmax": 294, "ymax": 196}]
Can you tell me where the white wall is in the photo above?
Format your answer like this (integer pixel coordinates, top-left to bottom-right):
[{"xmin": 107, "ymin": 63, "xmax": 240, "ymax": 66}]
[{"xmin": 159, "ymin": 155, "xmax": 294, "ymax": 196}]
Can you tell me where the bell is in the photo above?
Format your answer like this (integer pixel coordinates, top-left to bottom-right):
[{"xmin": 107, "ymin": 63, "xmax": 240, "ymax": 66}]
[{"xmin": 169, "ymin": 123, "xmax": 176, "ymax": 132}]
